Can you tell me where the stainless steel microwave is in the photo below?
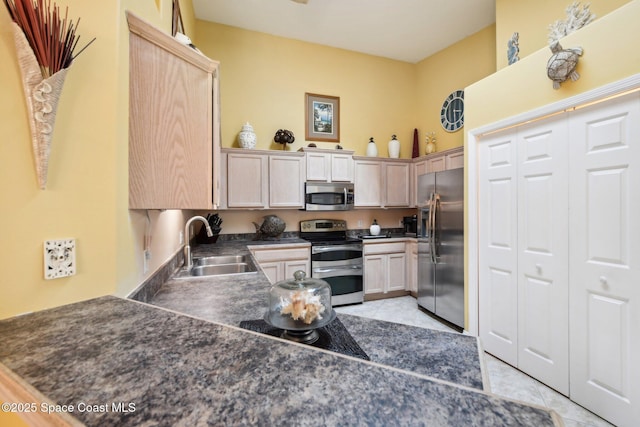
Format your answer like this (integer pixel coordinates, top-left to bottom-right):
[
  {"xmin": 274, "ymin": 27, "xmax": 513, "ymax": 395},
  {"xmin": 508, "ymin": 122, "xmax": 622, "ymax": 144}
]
[{"xmin": 304, "ymin": 182, "xmax": 355, "ymax": 211}]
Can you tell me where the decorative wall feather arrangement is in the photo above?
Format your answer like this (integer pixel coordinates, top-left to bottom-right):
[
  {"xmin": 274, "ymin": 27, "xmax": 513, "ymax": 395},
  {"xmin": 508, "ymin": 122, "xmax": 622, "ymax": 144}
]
[{"xmin": 3, "ymin": 0, "xmax": 95, "ymax": 189}]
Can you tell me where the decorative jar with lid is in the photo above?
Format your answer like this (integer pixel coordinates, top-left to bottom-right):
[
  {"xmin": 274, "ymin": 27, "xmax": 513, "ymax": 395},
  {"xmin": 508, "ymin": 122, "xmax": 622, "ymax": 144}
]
[
  {"xmin": 238, "ymin": 122, "xmax": 257, "ymax": 149},
  {"xmin": 388, "ymin": 134, "xmax": 400, "ymax": 158},
  {"xmin": 366, "ymin": 137, "xmax": 378, "ymax": 157},
  {"xmin": 265, "ymin": 270, "xmax": 334, "ymax": 343}
]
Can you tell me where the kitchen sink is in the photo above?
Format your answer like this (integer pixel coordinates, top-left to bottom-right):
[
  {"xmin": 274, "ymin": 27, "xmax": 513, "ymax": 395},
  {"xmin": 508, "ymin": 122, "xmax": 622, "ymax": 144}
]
[
  {"xmin": 194, "ymin": 255, "xmax": 250, "ymax": 266},
  {"xmin": 175, "ymin": 255, "xmax": 258, "ymax": 278}
]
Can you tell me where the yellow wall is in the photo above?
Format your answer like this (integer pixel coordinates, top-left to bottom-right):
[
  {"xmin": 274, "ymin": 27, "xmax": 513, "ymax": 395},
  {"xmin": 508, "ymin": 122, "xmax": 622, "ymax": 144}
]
[
  {"xmin": 195, "ymin": 21, "xmax": 419, "ymax": 158},
  {"xmin": 194, "ymin": 21, "xmax": 496, "ymax": 159},
  {"xmin": 495, "ymin": 0, "xmax": 632, "ymax": 70},
  {"xmin": 468, "ymin": 0, "xmax": 640, "ymax": 131},
  {"xmin": 416, "ymin": 25, "xmax": 496, "ymax": 153},
  {"xmin": 0, "ymin": 0, "xmax": 193, "ymax": 319}
]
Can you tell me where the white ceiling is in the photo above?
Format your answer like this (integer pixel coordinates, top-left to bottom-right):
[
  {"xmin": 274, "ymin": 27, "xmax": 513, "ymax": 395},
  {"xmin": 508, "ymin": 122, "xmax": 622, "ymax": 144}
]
[{"xmin": 192, "ymin": 0, "xmax": 496, "ymax": 63}]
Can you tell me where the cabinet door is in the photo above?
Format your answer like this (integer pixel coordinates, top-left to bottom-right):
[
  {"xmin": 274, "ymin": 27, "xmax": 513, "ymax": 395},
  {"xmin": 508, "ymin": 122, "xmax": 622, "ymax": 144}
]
[
  {"xmin": 445, "ymin": 148, "xmax": 464, "ymax": 170},
  {"xmin": 331, "ymin": 153, "xmax": 354, "ymax": 182},
  {"xmin": 269, "ymin": 154, "xmax": 305, "ymax": 208},
  {"xmin": 284, "ymin": 259, "xmax": 310, "ymax": 280},
  {"xmin": 406, "ymin": 242, "xmax": 418, "ymax": 294},
  {"xmin": 227, "ymin": 153, "xmax": 267, "ymax": 208},
  {"xmin": 568, "ymin": 93, "xmax": 640, "ymax": 427},
  {"xmin": 387, "ymin": 253, "xmax": 406, "ymax": 292},
  {"xmin": 413, "ymin": 160, "xmax": 428, "ymax": 207},
  {"xmin": 478, "ymin": 129, "xmax": 519, "ymax": 366},
  {"xmin": 384, "ymin": 162, "xmax": 411, "ymax": 207},
  {"xmin": 306, "ymin": 152, "xmax": 330, "ymax": 181},
  {"xmin": 354, "ymin": 160, "xmax": 382, "ymax": 207},
  {"xmin": 364, "ymin": 255, "xmax": 385, "ymax": 294},
  {"xmin": 259, "ymin": 262, "xmax": 281, "ymax": 284},
  {"xmin": 516, "ymin": 117, "xmax": 569, "ymax": 395},
  {"xmin": 427, "ymin": 155, "xmax": 446, "ymax": 173},
  {"xmin": 128, "ymin": 14, "xmax": 218, "ymax": 209}
]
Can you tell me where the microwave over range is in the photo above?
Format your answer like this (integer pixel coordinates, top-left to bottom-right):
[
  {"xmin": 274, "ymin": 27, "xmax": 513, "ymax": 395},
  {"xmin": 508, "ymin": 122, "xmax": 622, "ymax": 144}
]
[{"xmin": 304, "ymin": 182, "xmax": 354, "ymax": 211}]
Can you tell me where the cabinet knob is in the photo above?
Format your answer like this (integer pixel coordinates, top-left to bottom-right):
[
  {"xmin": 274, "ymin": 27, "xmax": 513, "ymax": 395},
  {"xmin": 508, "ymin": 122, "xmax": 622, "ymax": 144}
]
[
  {"xmin": 535, "ymin": 264, "xmax": 542, "ymax": 273},
  {"xmin": 599, "ymin": 276, "xmax": 608, "ymax": 285}
]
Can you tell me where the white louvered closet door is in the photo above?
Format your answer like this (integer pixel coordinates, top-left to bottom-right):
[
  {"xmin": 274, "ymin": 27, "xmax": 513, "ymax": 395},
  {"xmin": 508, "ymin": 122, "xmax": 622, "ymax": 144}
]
[
  {"xmin": 568, "ymin": 91, "xmax": 640, "ymax": 427},
  {"xmin": 478, "ymin": 129, "xmax": 519, "ymax": 366}
]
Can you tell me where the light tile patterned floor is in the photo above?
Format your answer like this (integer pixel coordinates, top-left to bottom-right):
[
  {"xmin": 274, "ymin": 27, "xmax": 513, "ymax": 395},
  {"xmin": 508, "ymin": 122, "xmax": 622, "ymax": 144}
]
[{"xmin": 335, "ymin": 296, "xmax": 615, "ymax": 427}]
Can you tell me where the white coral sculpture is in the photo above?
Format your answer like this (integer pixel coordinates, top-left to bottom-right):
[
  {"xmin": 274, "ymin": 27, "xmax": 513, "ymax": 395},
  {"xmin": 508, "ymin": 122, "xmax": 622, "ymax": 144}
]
[{"xmin": 547, "ymin": 1, "xmax": 596, "ymax": 45}]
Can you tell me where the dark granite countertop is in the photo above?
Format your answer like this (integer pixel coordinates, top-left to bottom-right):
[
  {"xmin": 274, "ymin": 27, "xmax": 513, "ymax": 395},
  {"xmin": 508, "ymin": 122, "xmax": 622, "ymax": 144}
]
[
  {"xmin": 0, "ymin": 239, "xmax": 562, "ymax": 426},
  {"xmin": 151, "ymin": 241, "xmax": 486, "ymax": 390},
  {"xmin": 0, "ymin": 297, "xmax": 561, "ymax": 426}
]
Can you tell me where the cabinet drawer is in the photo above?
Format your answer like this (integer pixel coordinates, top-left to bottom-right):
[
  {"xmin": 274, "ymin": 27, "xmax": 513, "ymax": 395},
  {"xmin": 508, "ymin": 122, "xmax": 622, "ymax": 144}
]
[
  {"xmin": 364, "ymin": 242, "xmax": 405, "ymax": 255},
  {"xmin": 251, "ymin": 248, "xmax": 309, "ymax": 263}
]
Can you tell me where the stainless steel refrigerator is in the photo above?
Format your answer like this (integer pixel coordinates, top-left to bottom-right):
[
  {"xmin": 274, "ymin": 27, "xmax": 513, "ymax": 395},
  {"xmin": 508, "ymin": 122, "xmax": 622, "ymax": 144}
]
[{"xmin": 417, "ymin": 168, "xmax": 464, "ymax": 329}]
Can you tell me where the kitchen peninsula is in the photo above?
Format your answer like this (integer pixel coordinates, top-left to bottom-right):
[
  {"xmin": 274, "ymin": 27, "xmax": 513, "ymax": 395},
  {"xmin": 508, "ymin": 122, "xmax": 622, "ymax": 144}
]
[{"xmin": 0, "ymin": 241, "xmax": 562, "ymax": 426}]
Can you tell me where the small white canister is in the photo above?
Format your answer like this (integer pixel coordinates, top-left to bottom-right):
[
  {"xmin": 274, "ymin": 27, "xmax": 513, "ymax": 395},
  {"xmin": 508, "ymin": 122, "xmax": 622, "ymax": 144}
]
[
  {"xmin": 370, "ymin": 219, "xmax": 381, "ymax": 236},
  {"xmin": 238, "ymin": 122, "xmax": 257, "ymax": 149}
]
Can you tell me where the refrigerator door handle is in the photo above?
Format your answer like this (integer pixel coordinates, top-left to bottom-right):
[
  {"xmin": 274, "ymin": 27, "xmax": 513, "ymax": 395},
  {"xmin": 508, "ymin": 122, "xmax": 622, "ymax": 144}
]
[
  {"xmin": 427, "ymin": 193, "xmax": 435, "ymax": 263},
  {"xmin": 431, "ymin": 193, "xmax": 440, "ymax": 264}
]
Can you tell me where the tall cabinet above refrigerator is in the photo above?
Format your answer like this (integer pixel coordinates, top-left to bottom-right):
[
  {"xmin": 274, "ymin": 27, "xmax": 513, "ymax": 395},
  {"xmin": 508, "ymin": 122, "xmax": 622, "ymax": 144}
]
[{"xmin": 417, "ymin": 168, "xmax": 464, "ymax": 329}]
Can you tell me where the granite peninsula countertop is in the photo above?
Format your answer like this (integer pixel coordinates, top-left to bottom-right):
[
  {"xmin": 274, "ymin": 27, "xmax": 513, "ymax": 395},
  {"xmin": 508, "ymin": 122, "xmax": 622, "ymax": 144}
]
[{"xmin": 0, "ymin": 239, "xmax": 562, "ymax": 426}]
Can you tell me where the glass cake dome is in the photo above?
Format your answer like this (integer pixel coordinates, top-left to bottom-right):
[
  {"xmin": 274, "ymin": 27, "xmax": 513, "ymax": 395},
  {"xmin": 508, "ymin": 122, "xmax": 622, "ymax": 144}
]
[{"xmin": 265, "ymin": 270, "xmax": 334, "ymax": 343}]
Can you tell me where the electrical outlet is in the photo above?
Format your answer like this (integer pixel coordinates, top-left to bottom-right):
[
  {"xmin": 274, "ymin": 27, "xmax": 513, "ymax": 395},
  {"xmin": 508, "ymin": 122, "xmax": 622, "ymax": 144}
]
[
  {"xmin": 399, "ymin": 219, "xmax": 404, "ymax": 226},
  {"xmin": 179, "ymin": 231, "xmax": 184, "ymax": 245},
  {"xmin": 357, "ymin": 220, "xmax": 363, "ymax": 227},
  {"xmin": 44, "ymin": 239, "xmax": 76, "ymax": 280},
  {"xmin": 143, "ymin": 249, "xmax": 151, "ymax": 274}
]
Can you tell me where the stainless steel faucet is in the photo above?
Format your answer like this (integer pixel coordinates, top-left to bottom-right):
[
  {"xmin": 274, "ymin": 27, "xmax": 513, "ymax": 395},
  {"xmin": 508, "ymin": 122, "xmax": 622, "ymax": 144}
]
[{"xmin": 184, "ymin": 216, "xmax": 213, "ymax": 268}]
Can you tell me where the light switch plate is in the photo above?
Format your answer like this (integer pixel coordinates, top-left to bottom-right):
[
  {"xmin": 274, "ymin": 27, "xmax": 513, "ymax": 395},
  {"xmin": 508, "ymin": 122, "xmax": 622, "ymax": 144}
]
[{"xmin": 44, "ymin": 239, "xmax": 76, "ymax": 280}]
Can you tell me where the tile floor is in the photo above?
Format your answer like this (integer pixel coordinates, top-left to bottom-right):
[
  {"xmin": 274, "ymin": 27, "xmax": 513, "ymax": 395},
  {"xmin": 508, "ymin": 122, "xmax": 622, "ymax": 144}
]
[{"xmin": 335, "ymin": 296, "xmax": 615, "ymax": 427}]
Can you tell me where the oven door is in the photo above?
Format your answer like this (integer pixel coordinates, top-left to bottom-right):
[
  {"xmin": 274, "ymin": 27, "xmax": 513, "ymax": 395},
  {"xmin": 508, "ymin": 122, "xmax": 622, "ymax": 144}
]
[{"xmin": 311, "ymin": 244, "xmax": 363, "ymax": 306}]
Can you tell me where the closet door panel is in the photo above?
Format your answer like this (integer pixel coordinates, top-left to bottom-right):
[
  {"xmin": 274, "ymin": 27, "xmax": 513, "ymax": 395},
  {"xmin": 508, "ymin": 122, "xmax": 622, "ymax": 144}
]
[
  {"xmin": 478, "ymin": 131, "xmax": 518, "ymax": 365},
  {"xmin": 569, "ymin": 92, "xmax": 640, "ymax": 427},
  {"xmin": 516, "ymin": 118, "xmax": 569, "ymax": 396}
]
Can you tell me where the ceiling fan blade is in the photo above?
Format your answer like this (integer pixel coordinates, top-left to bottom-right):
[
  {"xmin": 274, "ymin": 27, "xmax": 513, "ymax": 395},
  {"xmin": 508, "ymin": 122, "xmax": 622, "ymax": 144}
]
[{"xmin": 291, "ymin": 0, "xmax": 309, "ymax": 4}]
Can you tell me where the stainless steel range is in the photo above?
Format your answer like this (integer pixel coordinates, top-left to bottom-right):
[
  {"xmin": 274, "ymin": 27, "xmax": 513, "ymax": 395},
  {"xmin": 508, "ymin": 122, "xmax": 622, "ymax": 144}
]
[{"xmin": 300, "ymin": 219, "xmax": 363, "ymax": 306}]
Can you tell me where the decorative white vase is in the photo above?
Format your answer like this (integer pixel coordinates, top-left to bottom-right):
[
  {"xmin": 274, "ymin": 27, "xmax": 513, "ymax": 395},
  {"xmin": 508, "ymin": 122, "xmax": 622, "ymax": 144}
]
[
  {"xmin": 238, "ymin": 122, "xmax": 257, "ymax": 149},
  {"xmin": 369, "ymin": 219, "xmax": 381, "ymax": 236},
  {"xmin": 388, "ymin": 134, "xmax": 400, "ymax": 158},
  {"xmin": 366, "ymin": 137, "xmax": 378, "ymax": 157}
]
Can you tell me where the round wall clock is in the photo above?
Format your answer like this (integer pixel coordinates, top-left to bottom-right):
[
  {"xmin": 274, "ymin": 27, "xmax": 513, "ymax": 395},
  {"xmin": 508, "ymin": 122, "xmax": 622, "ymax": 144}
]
[{"xmin": 440, "ymin": 89, "xmax": 464, "ymax": 132}]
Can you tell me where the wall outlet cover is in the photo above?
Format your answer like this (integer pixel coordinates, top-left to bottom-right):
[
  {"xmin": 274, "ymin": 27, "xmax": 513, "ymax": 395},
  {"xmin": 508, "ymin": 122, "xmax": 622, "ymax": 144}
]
[{"xmin": 44, "ymin": 239, "xmax": 76, "ymax": 280}]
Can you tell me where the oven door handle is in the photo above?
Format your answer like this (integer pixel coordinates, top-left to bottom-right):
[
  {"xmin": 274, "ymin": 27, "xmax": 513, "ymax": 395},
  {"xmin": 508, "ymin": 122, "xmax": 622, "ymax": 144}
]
[
  {"xmin": 312, "ymin": 265, "xmax": 363, "ymax": 277},
  {"xmin": 312, "ymin": 245, "xmax": 363, "ymax": 254}
]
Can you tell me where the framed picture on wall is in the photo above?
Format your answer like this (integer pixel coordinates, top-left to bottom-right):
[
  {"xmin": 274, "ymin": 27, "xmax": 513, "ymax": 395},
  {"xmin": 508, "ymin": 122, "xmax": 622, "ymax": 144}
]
[{"xmin": 305, "ymin": 93, "xmax": 340, "ymax": 142}]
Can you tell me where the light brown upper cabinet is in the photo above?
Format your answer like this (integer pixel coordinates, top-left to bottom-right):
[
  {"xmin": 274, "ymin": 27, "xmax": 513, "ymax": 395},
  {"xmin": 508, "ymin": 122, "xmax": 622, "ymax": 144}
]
[{"xmin": 127, "ymin": 12, "xmax": 221, "ymax": 209}]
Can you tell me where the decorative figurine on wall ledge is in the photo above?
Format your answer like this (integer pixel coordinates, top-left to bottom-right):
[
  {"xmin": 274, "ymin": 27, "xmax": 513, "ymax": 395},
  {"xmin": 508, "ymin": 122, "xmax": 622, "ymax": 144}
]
[
  {"xmin": 366, "ymin": 137, "xmax": 378, "ymax": 157},
  {"xmin": 238, "ymin": 122, "xmax": 257, "ymax": 149},
  {"xmin": 545, "ymin": 1, "xmax": 594, "ymax": 89},
  {"xmin": 425, "ymin": 132, "xmax": 437, "ymax": 154},
  {"xmin": 547, "ymin": 42, "xmax": 583, "ymax": 89},
  {"xmin": 388, "ymin": 134, "xmax": 400, "ymax": 158},
  {"xmin": 274, "ymin": 129, "xmax": 295, "ymax": 150},
  {"xmin": 507, "ymin": 32, "xmax": 520, "ymax": 65},
  {"xmin": 547, "ymin": 1, "xmax": 595, "ymax": 46}
]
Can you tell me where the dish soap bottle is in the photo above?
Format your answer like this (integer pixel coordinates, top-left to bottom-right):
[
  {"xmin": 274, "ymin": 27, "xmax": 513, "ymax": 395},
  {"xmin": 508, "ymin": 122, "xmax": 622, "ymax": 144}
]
[{"xmin": 370, "ymin": 219, "xmax": 381, "ymax": 236}]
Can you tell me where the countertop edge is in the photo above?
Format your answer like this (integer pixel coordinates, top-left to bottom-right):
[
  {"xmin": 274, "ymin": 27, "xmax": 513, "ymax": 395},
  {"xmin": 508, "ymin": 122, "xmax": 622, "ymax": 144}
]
[{"xmin": 0, "ymin": 362, "xmax": 84, "ymax": 427}]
